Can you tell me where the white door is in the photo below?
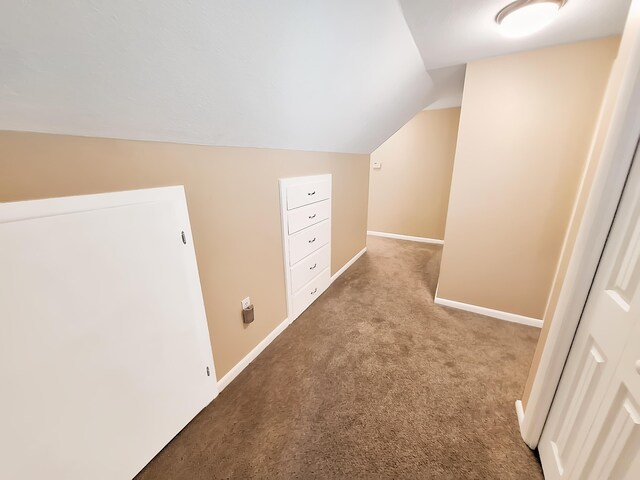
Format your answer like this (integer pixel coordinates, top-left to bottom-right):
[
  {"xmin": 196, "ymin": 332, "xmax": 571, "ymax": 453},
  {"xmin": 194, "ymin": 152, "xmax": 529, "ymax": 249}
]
[
  {"xmin": 0, "ymin": 187, "xmax": 218, "ymax": 480},
  {"xmin": 539, "ymin": 150, "xmax": 640, "ymax": 479}
]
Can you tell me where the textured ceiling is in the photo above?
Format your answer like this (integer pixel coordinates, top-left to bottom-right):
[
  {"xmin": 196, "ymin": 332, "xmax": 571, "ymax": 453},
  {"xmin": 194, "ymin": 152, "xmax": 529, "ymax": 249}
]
[{"xmin": 0, "ymin": 0, "xmax": 433, "ymax": 154}]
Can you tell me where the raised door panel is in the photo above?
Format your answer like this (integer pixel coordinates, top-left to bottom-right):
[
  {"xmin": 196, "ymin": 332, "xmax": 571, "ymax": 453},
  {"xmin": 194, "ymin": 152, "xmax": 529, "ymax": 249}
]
[
  {"xmin": 579, "ymin": 389, "xmax": 640, "ymax": 480},
  {"xmin": 571, "ymin": 264, "xmax": 640, "ymax": 480},
  {"xmin": 540, "ymin": 153, "xmax": 640, "ymax": 479},
  {"xmin": 547, "ymin": 339, "xmax": 607, "ymax": 476}
]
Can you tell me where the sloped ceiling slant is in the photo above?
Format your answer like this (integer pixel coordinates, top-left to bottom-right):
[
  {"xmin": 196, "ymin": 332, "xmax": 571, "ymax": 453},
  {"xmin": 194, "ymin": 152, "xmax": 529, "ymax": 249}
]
[{"xmin": 0, "ymin": 0, "xmax": 435, "ymax": 155}]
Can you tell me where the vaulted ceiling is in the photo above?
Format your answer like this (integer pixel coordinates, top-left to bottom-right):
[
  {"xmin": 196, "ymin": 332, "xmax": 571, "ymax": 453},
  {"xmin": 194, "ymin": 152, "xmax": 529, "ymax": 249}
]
[
  {"xmin": 0, "ymin": 1, "xmax": 433, "ymax": 154},
  {"xmin": 0, "ymin": 0, "xmax": 632, "ymax": 154}
]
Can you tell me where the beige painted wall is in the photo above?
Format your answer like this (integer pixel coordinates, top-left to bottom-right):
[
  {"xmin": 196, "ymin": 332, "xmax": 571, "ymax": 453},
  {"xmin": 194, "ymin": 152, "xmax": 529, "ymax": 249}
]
[
  {"xmin": 367, "ymin": 108, "xmax": 460, "ymax": 239},
  {"xmin": 0, "ymin": 132, "xmax": 370, "ymax": 378},
  {"xmin": 437, "ymin": 37, "xmax": 619, "ymax": 319},
  {"xmin": 522, "ymin": 32, "xmax": 632, "ymax": 407}
]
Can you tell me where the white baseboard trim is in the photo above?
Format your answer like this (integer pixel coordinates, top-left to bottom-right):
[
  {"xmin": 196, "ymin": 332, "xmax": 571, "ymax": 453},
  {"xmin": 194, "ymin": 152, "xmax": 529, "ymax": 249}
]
[
  {"xmin": 331, "ymin": 246, "xmax": 367, "ymax": 283},
  {"xmin": 218, "ymin": 246, "xmax": 368, "ymax": 392},
  {"xmin": 367, "ymin": 230, "xmax": 444, "ymax": 245},
  {"xmin": 434, "ymin": 295, "xmax": 543, "ymax": 328},
  {"xmin": 217, "ymin": 316, "xmax": 290, "ymax": 392},
  {"xmin": 515, "ymin": 400, "xmax": 525, "ymax": 432}
]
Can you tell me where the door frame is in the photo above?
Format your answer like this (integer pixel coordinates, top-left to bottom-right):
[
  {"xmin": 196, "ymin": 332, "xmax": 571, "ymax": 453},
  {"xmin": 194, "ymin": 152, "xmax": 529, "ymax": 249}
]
[{"xmin": 519, "ymin": 4, "xmax": 640, "ymax": 448}]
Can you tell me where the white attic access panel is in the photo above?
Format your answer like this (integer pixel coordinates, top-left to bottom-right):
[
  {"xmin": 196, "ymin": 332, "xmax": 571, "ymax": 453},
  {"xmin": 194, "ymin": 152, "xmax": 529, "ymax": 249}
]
[{"xmin": 0, "ymin": 186, "xmax": 217, "ymax": 480}]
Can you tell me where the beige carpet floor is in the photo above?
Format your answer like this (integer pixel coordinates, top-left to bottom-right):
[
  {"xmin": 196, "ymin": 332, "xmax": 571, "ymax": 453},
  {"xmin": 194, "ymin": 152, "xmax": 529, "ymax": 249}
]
[{"xmin": 136, "ymin": 236, "xmax": 543, "ymax": 479}]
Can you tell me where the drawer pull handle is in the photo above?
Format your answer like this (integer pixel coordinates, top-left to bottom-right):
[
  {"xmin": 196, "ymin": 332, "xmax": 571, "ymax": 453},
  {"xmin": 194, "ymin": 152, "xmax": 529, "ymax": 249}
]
[
  {"xmin": 310, "ymin": 263, "xmax": 317, "ymax": 270},
  {"xmin": 308, "ymin": 191, "xmax": 316, "ymax": 196},
  {"xmin": 308, "ymin": 237, "xmax": 316, "ymax": 243},
  {"xmin": 309, "ymin": 213, "xmax": 317, "ymax": 219},
  {"xmin": 311, "ymin": 287, "xmax": 318, "ymax": 295}
]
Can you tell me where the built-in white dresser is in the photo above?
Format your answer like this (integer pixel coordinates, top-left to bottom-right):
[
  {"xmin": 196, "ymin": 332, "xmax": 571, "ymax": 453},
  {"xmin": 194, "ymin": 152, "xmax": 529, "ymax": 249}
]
[{"xmin": 279, "ymin": 174, "xmax": 332, "ymax": 321}]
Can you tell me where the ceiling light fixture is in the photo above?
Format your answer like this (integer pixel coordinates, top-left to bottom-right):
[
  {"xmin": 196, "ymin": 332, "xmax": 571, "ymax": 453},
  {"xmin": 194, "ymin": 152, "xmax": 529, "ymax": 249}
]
[{"xmin": 496, "ymin": 0, "xmax": 566, "ymax": 38}]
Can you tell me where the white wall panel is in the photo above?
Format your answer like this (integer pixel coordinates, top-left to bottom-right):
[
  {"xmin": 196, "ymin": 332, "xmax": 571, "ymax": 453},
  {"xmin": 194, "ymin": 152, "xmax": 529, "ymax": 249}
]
[{"xmin": 0, "ymin": 187, "xmax": 217, "ymax": 480}]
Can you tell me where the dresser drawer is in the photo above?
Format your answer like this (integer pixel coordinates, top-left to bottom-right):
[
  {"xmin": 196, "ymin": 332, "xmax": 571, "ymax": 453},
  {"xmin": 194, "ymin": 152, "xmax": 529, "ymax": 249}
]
[
  {"xmin": 286, "ymin": 178, "xmax": 331, "ymax": 210},
  {"xmin": 290, "ymin": 244, "xmax": 330, "ymax": 293},
  {"xmin": 289, "ymin": 219, "xmax": 330, "ymax": 265},
  {"xmin": 292, "ymin": 267, "xmax": 330, "ymax": 318},
  {"xmin": 287, "ymin": 199, "xmax": 330, "ymax": 235}
]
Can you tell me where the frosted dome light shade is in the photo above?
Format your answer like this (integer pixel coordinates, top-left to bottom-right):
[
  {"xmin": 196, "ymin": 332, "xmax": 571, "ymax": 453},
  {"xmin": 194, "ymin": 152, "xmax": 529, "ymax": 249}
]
[{"xmin": 498, "ymin": 2, "xmax": 561, "ymax": 38}]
